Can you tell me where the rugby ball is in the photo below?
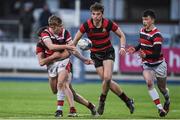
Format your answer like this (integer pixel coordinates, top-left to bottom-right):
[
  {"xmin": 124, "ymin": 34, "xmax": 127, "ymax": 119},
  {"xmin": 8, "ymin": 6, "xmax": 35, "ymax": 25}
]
[{"xmin": 77, "ymin": 38, "xmax": 92, "ymax": 50}]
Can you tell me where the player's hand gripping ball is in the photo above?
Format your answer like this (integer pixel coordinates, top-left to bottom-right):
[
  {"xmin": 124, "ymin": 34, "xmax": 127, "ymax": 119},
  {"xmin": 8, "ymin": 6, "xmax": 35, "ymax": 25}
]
[{"xmin": 77, "ymin": 38, "xmax": 92, "ymax": 50}]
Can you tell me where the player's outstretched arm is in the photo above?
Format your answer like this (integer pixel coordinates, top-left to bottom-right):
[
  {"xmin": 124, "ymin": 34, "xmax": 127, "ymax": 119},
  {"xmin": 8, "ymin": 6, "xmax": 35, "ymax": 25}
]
[{"xmin": 71, "ymin": 49, "xmax": 93, "ymax": 65}]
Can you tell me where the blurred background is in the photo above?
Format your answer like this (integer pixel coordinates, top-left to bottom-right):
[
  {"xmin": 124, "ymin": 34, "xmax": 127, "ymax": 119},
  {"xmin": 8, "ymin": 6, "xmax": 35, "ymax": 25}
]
[{"xmin": 0, "ymin": 0, "xmax": 179, "ymax": 83}]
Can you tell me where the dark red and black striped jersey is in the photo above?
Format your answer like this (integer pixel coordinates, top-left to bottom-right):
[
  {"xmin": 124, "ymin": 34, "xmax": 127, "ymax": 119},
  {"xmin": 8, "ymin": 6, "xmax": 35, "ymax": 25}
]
[
  {"xmin": 79, "ymin": 18, "xmax": 118, "ymax": 52},
  {"xmin": 38, "ymin": 27, "xmax": 72, "ymax": 57},
  {"xmin": 36, "ymin": 40, "xmax": 52, "ymax": 58},
  {"xmin": 36, "ymin": 40, "xmax": 44, "ymax": 54},
  {"xmin": 139, "ymin": 27, "xmax": 164, "ymax": 65},
  {"xmin": 36, "ymin": 39, "xmax": 73, "ymax": 72}
]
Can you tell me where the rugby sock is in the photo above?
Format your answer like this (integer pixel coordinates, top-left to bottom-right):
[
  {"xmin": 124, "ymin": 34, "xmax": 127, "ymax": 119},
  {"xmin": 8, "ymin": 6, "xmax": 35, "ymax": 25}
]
[
  {"xmin": 99, "ymin": 94, "xmax": 107, "ymax": 103},
  {"xmin": 163, "ymin": 88, "xmax": 170, "ymax": 102},
  {"xmin": 148, "ymin": 88, "xmax": 163, "ymax": 109},
  {"xmin": 57, "ymin": 90, "xmax": 65, "ymax": 111},
  {"xmin": 119, "ymin": 92, "xmax": 129, "ymax": 103}
]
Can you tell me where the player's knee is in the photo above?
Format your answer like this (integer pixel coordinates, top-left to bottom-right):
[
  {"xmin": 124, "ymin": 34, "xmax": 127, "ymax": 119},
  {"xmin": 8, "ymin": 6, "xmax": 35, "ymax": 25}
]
[
  {"xmin": 57, "ymin": 82, "xmax": 64, "ymax": 89},
  {"xmin": 103, "ymin": 75, "xmax": 112, "ymax": 82},
  {"xmin": 147, "ymin": 80, "xmax": 153, "ymax": 89},
  {"xmin": 158, "ymin": 86, "xmax": 166, "ymax": 93}
]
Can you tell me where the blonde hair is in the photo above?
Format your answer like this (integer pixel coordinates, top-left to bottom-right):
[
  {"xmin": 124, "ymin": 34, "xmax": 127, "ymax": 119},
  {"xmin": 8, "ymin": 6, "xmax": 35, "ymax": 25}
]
[{"xmin": 48, "ymin": 15, "xmax": 62, "ymax": 26}]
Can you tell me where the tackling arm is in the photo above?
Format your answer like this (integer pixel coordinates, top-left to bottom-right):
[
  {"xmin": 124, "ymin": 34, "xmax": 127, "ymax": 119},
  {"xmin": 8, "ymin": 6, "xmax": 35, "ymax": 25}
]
[
  {"xmin": 43, "ymin": 38, "xmax": 75, "ymax": 51},
  {"xmin": 37, "ymin": 50, "xmax": 70, "ymax": 66}
]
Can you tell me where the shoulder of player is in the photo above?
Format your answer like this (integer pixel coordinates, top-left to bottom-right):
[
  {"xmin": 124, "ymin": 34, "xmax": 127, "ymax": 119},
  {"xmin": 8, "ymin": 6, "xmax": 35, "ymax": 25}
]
[
  {"xmin": 152, "ymin": 28, "xmax": 162, "ymax": 38},
  {"xmin": 39, "ymin": 28, "xmax": 52, "ymax": 37},
  {"xmin": 37, "ymin": 27, "xmax": 49, "ymax": 36},
  {"xmin": 64, "ymin": 29, "xmax": 70, "ymax": 33},
  {"xmin": 81, "ymin": 19, "xmax": 90, "ymax": 26}
]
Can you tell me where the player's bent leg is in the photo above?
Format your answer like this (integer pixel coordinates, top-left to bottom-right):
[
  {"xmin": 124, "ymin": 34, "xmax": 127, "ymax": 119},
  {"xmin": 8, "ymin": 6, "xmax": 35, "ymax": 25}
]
[
  {"xmin": 110, "ymin": 80, "xmax": 123, "ymax": 95},
  {"xmin": 143, "ymin": 70, "xmax": 166, "ymax": 117},
  {"xmin": 49, "ymin": 77, "xmax": 58, "ymax": 94},
  {"xmin": 57, "ymin": 70, "xmax": 77, "ymax": 117},
  {"xmin": 97, "ymin": 60, "xmax": 113, "ymax": 115},
  {"xmin": 55, "ymin": 76, "xmax": 66, "ymax": 118},
  {"xmin": 65, "ymin": 74, "xmax": 78, "ymax": 117},
  {"xmin": 96, "ymin": 67, "xmax": 105, "ymax": 115},
  {"xmin": 157, "ymin": 77, "xmax": 170, "ymax": 114},
  {"xmin": 110, "ymin": 80, "xmax": 134, "ymax": 114},
  {"xmin": 69, "ymin": 84, "xmax": 97, "ymax": 115},
  {"xmin": 48, "ymin": 75, "xmax": 65, "ymax": 118},
  {"xmin": 143, "ymin": 70, "xmax": 155, "ymax": 90},
  {"xmin": 55, "ymin": 90, "xmax": 65, "ymax": 118}
]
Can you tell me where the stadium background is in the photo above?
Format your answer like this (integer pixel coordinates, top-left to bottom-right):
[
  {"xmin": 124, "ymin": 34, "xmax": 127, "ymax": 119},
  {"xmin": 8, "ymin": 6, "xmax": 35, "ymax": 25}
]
[
  {"xmin": 0, "ymin": 0, "xmax": 179, "ymax": 83},
  {"xmin": 0, "ymin": 0, "xmax": 180, "ymax": 119}
]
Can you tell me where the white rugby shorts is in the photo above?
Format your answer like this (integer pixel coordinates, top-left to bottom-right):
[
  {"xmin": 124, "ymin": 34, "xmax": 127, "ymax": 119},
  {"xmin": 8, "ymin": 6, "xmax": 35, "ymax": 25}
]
[
  {"xmin": 47, "ymin": 58, "xmax": 71, "ymax": 78},
  {"xmin": 142, "ymin": 60, "xmax": 167, "ymax": 78}
]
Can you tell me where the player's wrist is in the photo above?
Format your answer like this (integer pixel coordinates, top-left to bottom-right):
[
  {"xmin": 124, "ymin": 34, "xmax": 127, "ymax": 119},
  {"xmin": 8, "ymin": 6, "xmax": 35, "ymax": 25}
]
[{"xmin": 120, "ymin": 44, "xmax": 126, "ymax": 48}]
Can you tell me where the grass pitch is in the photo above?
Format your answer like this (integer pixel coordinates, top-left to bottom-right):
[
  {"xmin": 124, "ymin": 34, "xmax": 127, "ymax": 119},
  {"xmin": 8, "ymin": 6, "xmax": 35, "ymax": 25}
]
[{"xmin": 0, "ymin": 81, "xmax": 179, "ymax": 119}]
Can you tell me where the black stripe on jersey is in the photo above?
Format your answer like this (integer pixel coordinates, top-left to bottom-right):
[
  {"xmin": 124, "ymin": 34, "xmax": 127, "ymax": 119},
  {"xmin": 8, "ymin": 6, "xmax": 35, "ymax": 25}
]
[
  {"xmin": 64, "ymin": 30, "xmax": 68, "ymax": 39},
  {"xmin": 145, "ymin": 44, "xmax": 162, "ymax": 59},
  {"xmin": 141, "ymin": 45, "xmax": 153, "ymax": 50},
  {"xmin": 135, "ymin": 44, "xmax": 141, "ymax": 51},
  {"xmin": 84, "ymin": 22, "xmax": 90, "ymax": 33},
  {"xmin": 151, "ymin": 33, "xmax": 162, "ymax": 40},
  {"xmin": 41, "ymin": 31, "xmax": 51, "ymax": 38},
  {"xmin": 106, "ymin": 19, "xmax": 113, "ymax": 31},
  {"xmin": 140, "ymin": 33, "xmax": 153, "ymax": 41},
  {"xmin": 38, "ymin": 40, "xmax": 48, "ymax": 50},
  {"xmin": 93, "ymin": 41, "xmax": 111, "ymax": 49},
  {"xmin": 37, "ymin": 41, "xmax": 44, "ymax": 48},
  {"xmin": 88, "ymin": 34, "xmax": 109, "ymax": 40},
  {"xmin": 92, "ymin": 28, "xmax": 103, "ymax": 33}
]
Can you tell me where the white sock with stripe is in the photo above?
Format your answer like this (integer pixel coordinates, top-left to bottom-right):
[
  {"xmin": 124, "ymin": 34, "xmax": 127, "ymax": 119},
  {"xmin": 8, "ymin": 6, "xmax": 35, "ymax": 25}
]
[
  {"xmin": 148, "ymin": 88, "xmax": 163, "ymax": 110},
  {"xmin": 57, "ymin": 90, "xmax": 65, "ymax": 111}
]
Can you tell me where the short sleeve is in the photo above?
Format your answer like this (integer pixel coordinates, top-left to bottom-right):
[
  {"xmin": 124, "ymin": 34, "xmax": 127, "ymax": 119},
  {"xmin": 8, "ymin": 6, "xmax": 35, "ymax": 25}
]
[
  {"xmin": 111, "ymin": 21, "xmax": 118, "ymax": 32},
  {"xmin": 36, "ymin": 42, "xmax": 44, "ymax": 54},
  {"xmin": 153, "ymin": 33, "xmax": 163, "ymax": 45},
  {"xmin": 40, "ymin": 32, "xmax": 51, "ymax": 42},
  {"xmin": 65, "ymin": 30, "xmax": 72, "ymax": 43},
  {"xmin": 79, "ymin": 23, "xmax": 86, "ymax": 33}
]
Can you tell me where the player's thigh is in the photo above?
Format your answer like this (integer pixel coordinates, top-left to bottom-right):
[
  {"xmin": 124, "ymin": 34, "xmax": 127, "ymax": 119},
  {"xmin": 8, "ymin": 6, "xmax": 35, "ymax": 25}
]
[
  {"xmin": 96, "ymin": 66, "xmax": 104, "ymax": 80},
  {"xmin": 143, "ymin": 69, "xmax": 155, "ymax": 85},
  {"xmin": 154, "ymin": 61, "xmax": 167, "ymax": 78},
  {"xmin": 103, "ymin": 59, "xmax": 114, "ymax": 80},
  {"xmin": 58, "ymin": 70, "xmax": 69, "ymax": 83},
  {"xmin": 49, "ymin": 77, "xmax": 57, "ymax": 94}
]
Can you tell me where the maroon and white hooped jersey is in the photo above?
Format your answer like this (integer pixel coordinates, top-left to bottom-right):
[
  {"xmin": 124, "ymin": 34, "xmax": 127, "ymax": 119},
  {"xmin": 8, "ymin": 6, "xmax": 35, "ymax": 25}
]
[
  {"xmin": 139, "ymin": 27, "xmax": 164, "ymax": 65},
  {"xmin": 39, "ymin": 27, "xmax": 72, "ymax": 57}
]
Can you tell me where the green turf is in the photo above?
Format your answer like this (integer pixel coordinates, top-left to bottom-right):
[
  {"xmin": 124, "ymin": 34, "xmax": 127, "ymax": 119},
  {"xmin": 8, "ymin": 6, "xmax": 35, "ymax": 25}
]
[{"xmin": 0, "ymin": 81, "xmax": 179, "ymax": 119}]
